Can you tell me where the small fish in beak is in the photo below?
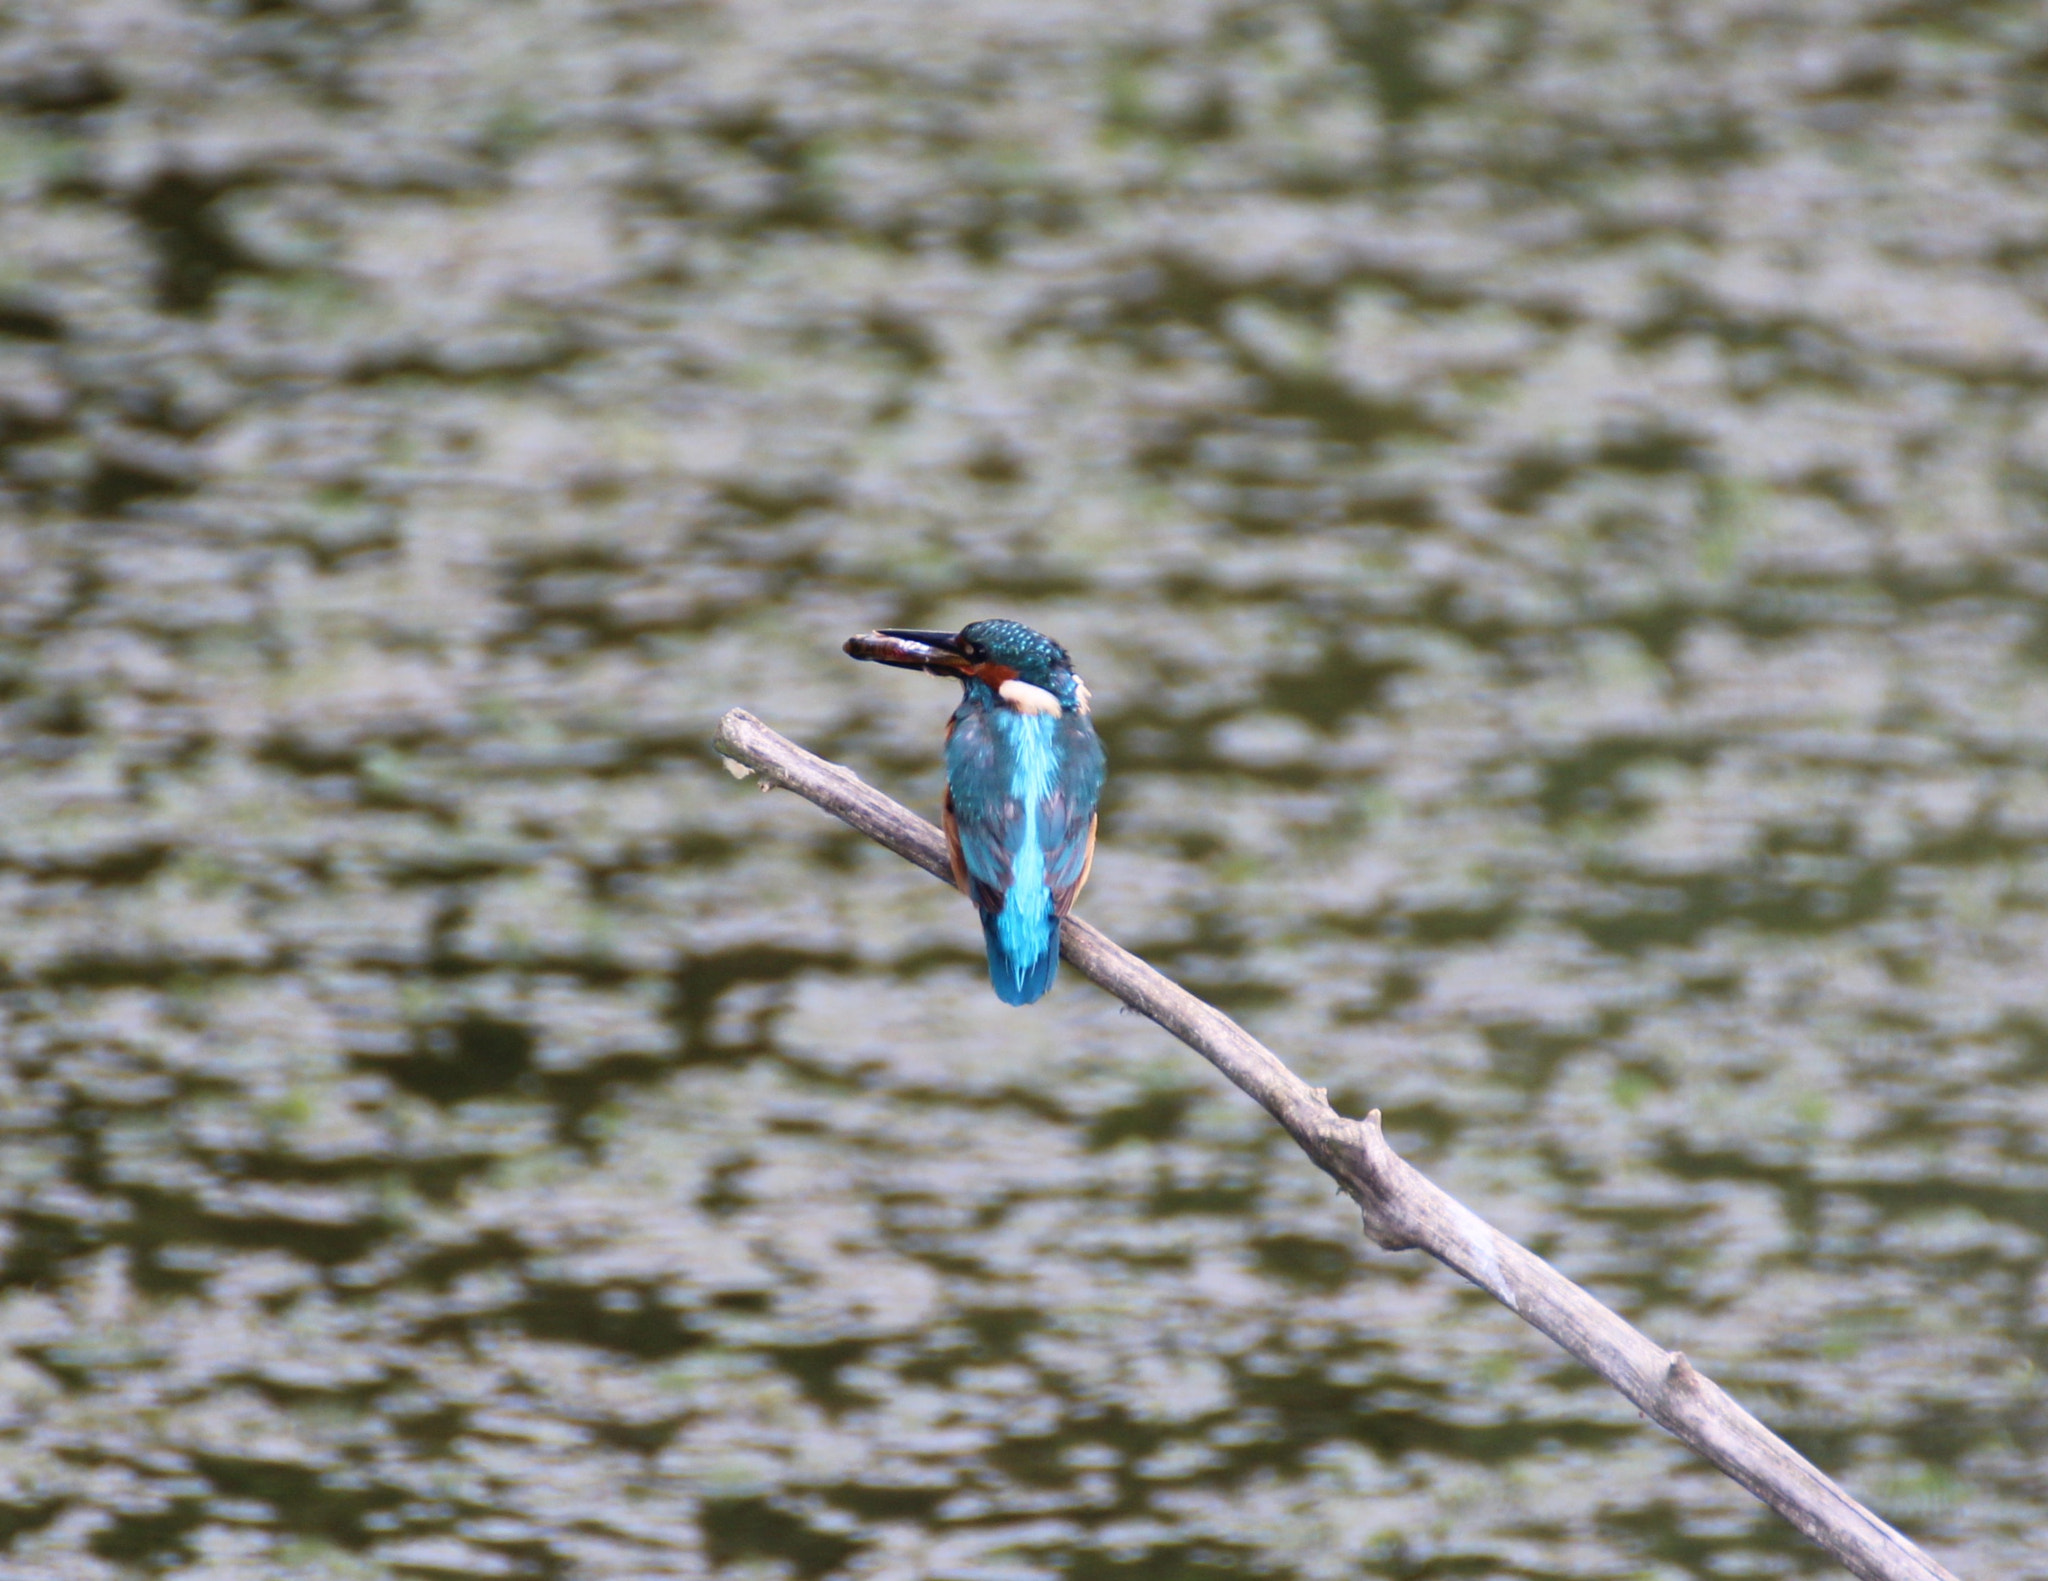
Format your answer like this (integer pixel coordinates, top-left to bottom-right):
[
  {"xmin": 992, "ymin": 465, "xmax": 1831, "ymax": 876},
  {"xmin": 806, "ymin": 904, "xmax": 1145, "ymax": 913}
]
[{"xmin": 843, "ymin": 628, "xmax": 972, "ymax": 676}]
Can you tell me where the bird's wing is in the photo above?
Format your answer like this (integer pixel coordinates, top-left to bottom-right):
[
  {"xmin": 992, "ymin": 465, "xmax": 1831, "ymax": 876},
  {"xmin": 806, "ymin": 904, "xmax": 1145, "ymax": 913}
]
[
  {"xmin": 943, "ymin": 706, "xmax": 1012, "ymax": 917},
  {"xmin": 1049, "ymin": 815, "xmax": 1097, "ymax": 916},
  {"xmin": 942, "ymin": 792, "xmax": 989, "ymax": 904},
  {"xmin": 1042, "ymin": 717, "xmax": 1105, "ymax": 917}
]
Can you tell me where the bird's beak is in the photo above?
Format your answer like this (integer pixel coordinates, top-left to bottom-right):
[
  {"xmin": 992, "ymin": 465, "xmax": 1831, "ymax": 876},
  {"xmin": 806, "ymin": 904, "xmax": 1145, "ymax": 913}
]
[{"xmin": 844, "ymin": 628, "xmax": 972, "ymax": 676}]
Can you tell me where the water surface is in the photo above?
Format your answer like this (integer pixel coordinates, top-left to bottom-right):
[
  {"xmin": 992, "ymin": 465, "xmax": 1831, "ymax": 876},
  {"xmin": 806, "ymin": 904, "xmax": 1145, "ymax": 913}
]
[{"xmin": 2, "ymin": 0, "xmax": 2048, "ymax": 1575}]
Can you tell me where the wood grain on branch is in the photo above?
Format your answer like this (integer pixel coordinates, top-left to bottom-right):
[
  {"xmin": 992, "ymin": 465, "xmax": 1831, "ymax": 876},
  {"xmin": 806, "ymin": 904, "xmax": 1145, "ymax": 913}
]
[{"xmin": 713, "ymin": 707, "xmax": 1962, "ymax": 1581}]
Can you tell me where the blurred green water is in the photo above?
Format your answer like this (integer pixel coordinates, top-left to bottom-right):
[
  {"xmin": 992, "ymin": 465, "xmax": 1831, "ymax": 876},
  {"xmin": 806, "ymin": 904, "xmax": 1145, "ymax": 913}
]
[{"xmin": 2, "ymin": 0, "xmax": 2048, "ymax": 1575}]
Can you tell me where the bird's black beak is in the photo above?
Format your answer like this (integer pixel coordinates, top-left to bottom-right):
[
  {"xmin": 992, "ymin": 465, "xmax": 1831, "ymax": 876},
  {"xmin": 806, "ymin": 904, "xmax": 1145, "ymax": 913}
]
[{"xmin": 844, "ymin": 628, "xmax": 972, "ymax": 676}]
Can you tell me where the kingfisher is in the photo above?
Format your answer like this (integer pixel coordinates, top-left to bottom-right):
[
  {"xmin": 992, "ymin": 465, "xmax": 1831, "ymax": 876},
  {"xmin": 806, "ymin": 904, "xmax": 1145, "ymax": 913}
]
[{"xmin": 845, "ymin": 619, "xmax": 1106, "ymax": 1005}]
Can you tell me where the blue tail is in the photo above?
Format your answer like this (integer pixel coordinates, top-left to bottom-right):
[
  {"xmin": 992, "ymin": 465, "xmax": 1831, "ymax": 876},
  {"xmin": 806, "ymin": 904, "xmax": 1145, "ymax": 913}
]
[{"xmin": 980, "ymin": 912, "xmax": 1060, "ymax": 1005}]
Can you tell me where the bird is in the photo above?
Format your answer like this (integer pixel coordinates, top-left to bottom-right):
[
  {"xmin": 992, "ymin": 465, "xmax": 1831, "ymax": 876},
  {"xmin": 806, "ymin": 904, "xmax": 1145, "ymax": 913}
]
[{"xmin": 845, "ymin": 619, "xmax": 1105, "ymax": 1005}]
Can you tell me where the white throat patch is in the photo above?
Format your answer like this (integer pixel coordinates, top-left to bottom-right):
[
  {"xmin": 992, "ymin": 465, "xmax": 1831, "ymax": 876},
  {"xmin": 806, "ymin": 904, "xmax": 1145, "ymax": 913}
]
[{"xmin": 998, "ymin": 678, "xmax": 1063, "ymax": 716}]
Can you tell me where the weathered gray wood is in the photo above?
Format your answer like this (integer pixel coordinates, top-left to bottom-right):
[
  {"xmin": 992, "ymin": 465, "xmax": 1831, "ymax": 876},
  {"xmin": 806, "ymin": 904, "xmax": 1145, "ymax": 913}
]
[{"xmin": 713, "ymin": 706, "xmax": 1963, "ymax": 1581}]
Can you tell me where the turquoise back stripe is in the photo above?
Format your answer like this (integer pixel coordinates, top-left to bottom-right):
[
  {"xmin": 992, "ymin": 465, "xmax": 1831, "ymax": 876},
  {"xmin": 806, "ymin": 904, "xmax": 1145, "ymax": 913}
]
[{"xmin": 994, "ymin": 710, "xmax": 1060, "ymax": 974}]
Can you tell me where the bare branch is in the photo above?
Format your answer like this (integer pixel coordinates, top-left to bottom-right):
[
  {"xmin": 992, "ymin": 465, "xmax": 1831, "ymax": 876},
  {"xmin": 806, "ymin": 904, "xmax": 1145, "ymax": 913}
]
[{"xmin": 713, "ymin": 707, "xmax": 1962, "ymax": 1581}]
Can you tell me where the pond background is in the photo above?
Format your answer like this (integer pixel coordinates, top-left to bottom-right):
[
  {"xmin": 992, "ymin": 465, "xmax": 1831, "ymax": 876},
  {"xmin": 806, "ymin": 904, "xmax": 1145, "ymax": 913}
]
[{"xmin": 3, "ymin": 0, "xmax": 2048, "ymax": 1576}]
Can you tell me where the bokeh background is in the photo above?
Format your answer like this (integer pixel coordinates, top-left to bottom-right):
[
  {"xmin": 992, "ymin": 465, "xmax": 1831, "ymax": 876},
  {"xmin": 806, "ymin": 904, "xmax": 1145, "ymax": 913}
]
[{"xmin": 3, "ymin": 0, "xmax": 2048, "ymax": 1576}]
